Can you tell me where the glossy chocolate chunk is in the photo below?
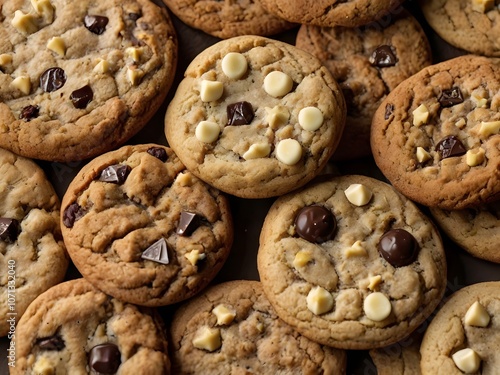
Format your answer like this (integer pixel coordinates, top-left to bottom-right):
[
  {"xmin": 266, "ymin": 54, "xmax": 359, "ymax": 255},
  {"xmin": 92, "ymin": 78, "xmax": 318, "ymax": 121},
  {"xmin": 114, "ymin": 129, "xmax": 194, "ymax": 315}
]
[
  {"xmin": 37, "ymin": 335, "xmax": 65, "ymax": 351},
  {"xmin": 294, "ymin": 205, "xmax": 336, "ymax": 243},
  {"xmin": 84, "ymin": 15, "xmax": 109, "ymax": 35},
  {"xmin": 378, "ymin": 229, "xmax": 419, "ymax": 267},
  {"xmin": 89, "ymin": 343, "xmax": 121, "ymax": 374},
  {"xmin": 141, "ymin": 238, "xmax": 169, "ymax": 264},
  {"xmin": 0, "ymin": 218, "xmax": 20, "ymax": 243},
  {"xmin": 176, "ymin": 211, "xmax": 200, "ymax": 236},
  {"xmin": 436, "ymin": 135, "xmax": 466, "ymax": 160},
  {"xmin": 438, "ymin": 87, "xmax": 463, "ymax": 107},
  {"xmin": 70, "ymin": 85, "xmax": 93, "ymax": 109},
  {"xmin": 369, "ymin": 45, "xmax": 397, "ymax": 67},
  {"xmin": 98, "ymin": 164, "xmax": 131, "ymax": 184},
  {"xmin": 384, "ymin": 103, "xmax": 394, "ymax": 120},
  {"xmin": 20, "ymin": 105, "xmax": 39, "ymax": 121},
  {"xmin": 62, "ymin": 202, "xmax": 84, "ymax": 228},
  {"xmin": 147, "ymin": 147, "xmax": 168, "ymax": 162},
  {"xmin": 227, "ymin": 101, "xmax": 254, "ymax": 126},
  {"xmin": 40, "ymin": 67, "xmax": 66, "ymax": 92}
]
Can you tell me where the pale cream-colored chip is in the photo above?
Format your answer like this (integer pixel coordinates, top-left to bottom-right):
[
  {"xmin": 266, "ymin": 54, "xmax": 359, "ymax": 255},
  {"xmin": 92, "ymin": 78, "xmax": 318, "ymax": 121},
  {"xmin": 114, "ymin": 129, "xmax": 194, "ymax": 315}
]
[
  {"xmin": 200, "ymin": 80, "xmax": 224, "ymax": 102},
  {"xmin": 11, "ymin": 76, "xmax": 31, "ymax": 95},
  {"xmin": 368, "ymin": 275, "xmax": 383, "ymax": 291},
  {"xmin": 177, "ymin": 172, "xmax": 194, "ymax": 187},
  {"xmin": 31, "ymin": 0, "xmax": 54, "ymax": 21},
  {"xmin": 466, "ymin": 148, "xmax": 486, "ymax": 167},
  {"xmin": 364, "ymin": 292, "xmax": 391, "ymax": 321},
  {"xmin": 212, "ymin": 304, "xmax": 236, "ymax": 325},
  {"xmin": 126, "ymin": 47, "xmax": 143, "ymax": 62},
  {"xmin": 185, "ymin": 249, "xmax": 206, "ymax": 266},
  {"xmin": 306, "ymin": 286, "xmax": 334, "ymax": 315},
  {"xmin": 243, "ymin": 143, "xmax": 271, "ymax": 160},
  {"xmin": 221, "ymin": 52, "xmax": 247, "ymax": 80},
  {"xmin": 0, "ymin": 54, "xmax": 12, "ymax": 67},
  {"xmin": 265, "ymin": 106, "xmax": 289, "ymax": 129},
  {"xmin": 276, "ymin": 138, "xmax": 302, "ymax": 165},
  {"xmin": 47, "ymin": 37, "xmax": 66, "ymax": 57},
  {"xmin": 412, "ymin": 104, "xmax": 429, "ymax": 126},
  {"xmin": 195, "ymin": 121, "xmax": 220, "ymax": 143},
  {"xmin": 127, "ymin": 67, "xmax": 143, "ymax": 85},
  {"xmin": 11, "ymin": 10, "xmax": 38, "ymax": 35},
  {"xmin": 345, "ymin": 240, "xmax": 367, "ymax": 257},
  {"xmin": 94, "ymin": 59, "xmax": 110, "ymax": 74},
  {"xmin": 32, "ymin": 357, "xmax": 55, "ymax": 375},
  {"xmin": 344, "ymin": 184, "xmax": 373, "ymax": 206},
  {"xmin": 293, "ymin": 250, "xmax": 312, "ymax": 268},
  {"xmin": 256, "ymin": 322, "xmax": 265, "ymax": 333},
  {"xmin": 471, "ymin": 88, "xmax": 489, "ymax": 108},
  {"xmin": 464, "ymin": 301, "xmax": 490, "ymax": 327},
  {"xmin": 471, "ymin": 0, "xmax": 494, "ymax": 13},
  {"xmin": 192, "ymin": 326, "xmax": 222, "ymax": 352},
  {"xmin": 478, "ymin": 120, "xmax": 500, "ymax": 137},
  {"xmin": 264, "ymin": 71, "xmax": 293, "ymax": 98},
  {"xmin": 455, "ymin": 118, "xmax": 467, "ymax": 129},
  {"xmin": 416, "ymin": 147, "xmax": 432, "ymax": 163},
  {"xmin": 298, "ymin": 107, "xmax": 323, "ymax": 131},
  {"xmin": 452, "ymin": 348, "xmax": 481, "ymax": 373}
]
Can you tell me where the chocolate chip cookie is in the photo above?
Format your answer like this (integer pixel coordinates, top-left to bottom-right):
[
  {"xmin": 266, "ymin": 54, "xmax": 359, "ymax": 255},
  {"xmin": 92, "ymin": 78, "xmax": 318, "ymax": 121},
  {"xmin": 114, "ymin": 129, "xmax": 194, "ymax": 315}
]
[
  {"xmin": 0, "ymin": 0, "xmax": 177, "ymax": 162},
  {"xmin": 60, "ymin": 144, "xmax": 233, "ymax": 306},
  {"xmin": 165, "ymin": 35, "xmax": 346, "ymax": 199},
  {"xmin": 257, "ymin": 174, "xmax": 447, "ymax": 350}
]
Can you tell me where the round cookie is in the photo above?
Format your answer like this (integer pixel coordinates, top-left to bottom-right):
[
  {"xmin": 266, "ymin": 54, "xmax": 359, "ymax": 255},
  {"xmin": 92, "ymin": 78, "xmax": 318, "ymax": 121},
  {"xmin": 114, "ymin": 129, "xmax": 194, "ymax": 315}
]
[
  {"xmin": 0, "ymin": 147, "xmax": 68, "ymax": 337},
  {"xmin": 169, "ymin": 280, "xmax": 347, "ymax": 374},
  {"xmin": 257, "ymin": 174, "xmax": 447, "ymax": 350},
  {"xmin": 0, "ymin": 0, "xmax": 177, "ymax": 162},
  {"xmin": 60, "ymin": 144, "xmax": 233, "ymax": 306},
  {"xmin": 165, "ymin": 35, "xmax": 346, "ymax": 199},
  {"xmin": 420, "ymin": 282, "xmax": 500, "ymax": 374},
  {"xmin": 371, "ymin": 54, "xmax": 500, "ymax": 210},
  {"xmin": 11, "ymin": 278, "xmax": 170, "ymax": 375},
  {"xmin": 295, "ymin": 10, "xmax": 432, "ymax": 160},
  {"xmin": 161, "ymin": 0, "xmax": 295, "ymax": 39}
]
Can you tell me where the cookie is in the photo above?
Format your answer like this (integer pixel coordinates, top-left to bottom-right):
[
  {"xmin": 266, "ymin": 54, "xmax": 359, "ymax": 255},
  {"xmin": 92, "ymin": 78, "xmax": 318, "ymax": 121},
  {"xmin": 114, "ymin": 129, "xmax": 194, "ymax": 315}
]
[
  {"xmin": 11, "ymin": 278, "xmax": 170, "ymax": 375},
  {"xmin": 60, "ymin": 144, "xmax": 233, "ymax": 306},
  {"xmin": 161, "ymin": 0, "xmax": 295, "ymax": 39},
  {"xmin": 257, "ymin": 174, "xmax": 447, "ymax": 350},
  {"xmin": 371, "ymin": 54, "xmax": 500, "ymax": 210},
  {"xmin": 169, "ymin": 280, "xmax": 347, "ymax": 374},
  {"xmin": 0, "ymin": 0, "xmax": 177, "ymax": 162},
  {"xmin": 165, "ymin": 35, "xmax": 346, "ymax": 199},
  {"xmin": 0, "ymin": 147, "xmax": 68, "ymax": 338},
  {"xmin": 295, "ymin": 10, "xmax": 432, "ymax": 160},
  {"xmin": 420, "ymin": 281, "xmax": 500, "ymax": 374}
]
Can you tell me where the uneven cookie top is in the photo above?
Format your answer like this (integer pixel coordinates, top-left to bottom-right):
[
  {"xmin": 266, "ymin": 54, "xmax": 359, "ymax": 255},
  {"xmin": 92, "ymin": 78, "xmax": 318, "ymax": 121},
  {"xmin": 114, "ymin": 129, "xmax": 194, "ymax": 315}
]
[
  {"xmin": 371, "ymin": 55, "xmax": 500, "ymax": 210},
  {"xmin": 420, "ymin": 282, "xmax": 500, "ymax": 375},
  {"xmin": 165, "ymin": 35, "xmax": 345, "ymax": 199},
  {"xmin": 169, "ymin": 280, "xmax": 347, "ymax": 374},
  {"xmin": 60, "ymin": 144, "xmax": 233, "ymax": 306},
  {"xmin": 12, "ymin": 278, "xmax": 170, "ymax": 375},
  {"xmin": 0, "ymin": 0, "xmax": 177, "ymax": 162},
  {"xmin": 295, "ymin": 10, "xmax": 431, "ymax": 160},
  {"xmin": 257, "ymin": 175, "xmax": 446, "ymax": 350},
  {"xmin": 0, "ymin": 147, "xmax": 68, "ymax": 337}
]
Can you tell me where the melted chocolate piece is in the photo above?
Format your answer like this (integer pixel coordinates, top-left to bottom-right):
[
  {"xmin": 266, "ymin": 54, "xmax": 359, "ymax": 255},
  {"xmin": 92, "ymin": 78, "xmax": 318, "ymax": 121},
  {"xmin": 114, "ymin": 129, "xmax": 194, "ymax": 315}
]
[
  {"xmin": 369, "ymin": 45, "xmax": 397, "ymax": 67},
  {"xmin": 70, "ymin": 85, "xmax": 93, "ymax": 109},
  {"xmin": 98, "ymin": 165, "xmax": 131, "ymax": 184},
  {"xmin": 435, "ymin": 135, "xmax": 466, "ymax": 160},
  {"xmin": 0, "ymin": 218, "xmax": 20, "ymax": 243},
  {"xmin": 378, "ymin": 229, "xmax": 419, "ymax": 267},
  {"xmin": 438, "ymin": 87, "xmax": 463, "ymax": 107},
  {"xmin": 84, "ymin": 15, "xmax": 109, "ymax": 35},
  {"xmin": 384, "ymin": 103, "xmax": 394, "ymax": 120},
  {"xmin": 141, "ymin": 238, "xmax": 169, "ymax": 264},
  {"xmin": 147, "ymin": 147, "xmax": 168, "ymax": 162},
  {"xmin": 176, "ymin": 212, "xmax": 200, "ymax": 236},
  {"xmin": 294, "ymin": 205, "xmax": 336, "ymax": 243},
  {"xmin": 62, "ymin": 202, "xmax": 84, "ymax": 228},
  {"xmin": 227, "ymin": 101, "xmax": 254, "ymax": 126},
  {"xmin": 89, "ymin": 343, "xmax": 121, "ymax": 374},
  {"xmin": 20, "ymin": 105, "xmax": 39, "ymax": 121},
  {"xmin": 40, "ymin": 67, "xmax": 66, "ymax": 92},
  {"xmin": 37, "ymin": 335, "xmax": 65, "ymax": 351}
]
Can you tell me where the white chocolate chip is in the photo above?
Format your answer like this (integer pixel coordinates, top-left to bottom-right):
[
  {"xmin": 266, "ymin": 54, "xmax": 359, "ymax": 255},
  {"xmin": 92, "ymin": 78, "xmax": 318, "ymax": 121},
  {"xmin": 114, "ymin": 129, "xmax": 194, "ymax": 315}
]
[
  {"xmin": 466, "ymin": 148, "xmax": 486, "ymax": 167},
  {"xmin": 256, "ymin": 322, "xmax": 265, "ymax": 333},
  {"xmin": 306, "ymin": 286, "xmax": 334, "ymax": 315},
  {"xmin": 276, "ymin": 139, "xmax": 302, "ymax": 165},
  {"xmin": 212, "ymin": 304, "xmax": 236, "ymax": 325},
  {"xmin": 264, "ymin": 71, "xmax": 293, "ymax": 98},
  {"xmin": 11, "ymin": 76, "xmax": 31, "ymax": 95},
  {"xmin": 265, "ymin": 106, "xmax": 289, "ymax": 129},
  {"xmin": 200, "ymin": 80, "xmax": 224, "ymax": 102},
  {"xmin": 0, "ymin": 54, "xmax": 13, "ymax": 67},
  {"xmin": 47, "ymin": 37, "xmax": 66, "ymax": 57},
  {"xmin": 478, "ymin": 120, "xmax": 500, "ymax": 137},
  {"xmin": 471, "ymin": 88, "xmax": 489, "ymax": 108},
  {"xmin": 364, "ymin": 292, "xmax": 391, "ymax": 321},
  {"xmin": 298, "ymin": 107, "xmax": 324, "ymax": 131},
  {"xmin": 11, "ymin": 10, "xmax": 38, "ymax": 35},
  {"xmin": 368, "ymin": 275, "xmax": 383, "ymax": 291},
  {"xmin": 452, "ymin": 348, "xmax": 481, "ymax": 373},
  {"xmin": 32, "ymin": 357, "xmax": 55, "ymax": 375},
  {"xmin": 471, "ymin": 0, "xmax": 494, "ymax": 13},
  {"xmin": 243, "ymin": 143, "xmax": 271, "ymax": 160},
  {"xmin": 412, "ymin": 104, "xmax": 429, "ymax": 126},
  {"xmin": 455, "ymin": 118, "xmax": 467, "ymax": 129},
  {"xmin": 126, "ymin": 47, "xmax": 142, "ymax": 62},
  {"xmin": 127, "ymin": 67, "xmax": 143, "ymax": 85},
  {"xmin": 221, "ymin": 52, "xmax": 247, "ymax": 80},
  {"xmin": 177, "ymin": 172, "xmax": 194, "ymax": 187},
  {"xmin": 192, "ymin": 326, "xmax": 221, "ymax": 352},
  {"xmin": 345, "ymin": 240, "xmax": 367, "ymax": 258},
  {"xmin": 31, "ymin": 0, "xmax": 54, "ymax": 21},
  {"xmin": 344, "ymin": 184, "xmax": 373, "ymax": 206},
  {"xmin": 94, "ymin": 59, "xmax": 110, "ymax": 74},
  {"xmin": 464, "ymin": 301, "xmax": 490, "ymax": 327},
  {"xmin": 293, "ymin": 250, "xmax": 312, "ymax": 268},
  {"xmin": 195, "ymin": 121, "xmax": 220, "ymax": 143},
  {"xmin": 416, "ymin": 146, "xmax": 432, "ymax": 163},
  {"xmin": 185, "ymin": 249, "xmax": 206, "ymax": 266}
]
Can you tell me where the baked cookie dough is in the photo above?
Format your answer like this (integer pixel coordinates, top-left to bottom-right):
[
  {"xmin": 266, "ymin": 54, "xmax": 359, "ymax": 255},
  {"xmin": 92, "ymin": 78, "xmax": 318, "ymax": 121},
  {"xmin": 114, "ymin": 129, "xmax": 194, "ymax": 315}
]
[
  {"xmin": 165, "ymin": 35, "xmax": 346, "ymax": 199},
  {"xmin": 295, "ymin": 10, "xmax": 432, "ymax": 160},
  {"xmin": 257, "ymin": 174, "xmax": 447, "ymax": 350},
  {"xmin": 11, "ymin": 278, "xmax": 170, "ymax": 375},
  {"xmin": 371, "ymin": 54, "xmax": 500, "ymax": 210},
  {"xmin": 0, "ymin": 147, "xmax": 68, "ymax": 337},
  {"xmin": 169, "ymin": 280, "xmax": 347, "ymax": 374},
  {"xmin": 0, "ymin": 0, "xmax": 177, "ymax": 162},
  {"xmin": 60, "ymin": 144, "xmax": 233, "ymax": 306}
]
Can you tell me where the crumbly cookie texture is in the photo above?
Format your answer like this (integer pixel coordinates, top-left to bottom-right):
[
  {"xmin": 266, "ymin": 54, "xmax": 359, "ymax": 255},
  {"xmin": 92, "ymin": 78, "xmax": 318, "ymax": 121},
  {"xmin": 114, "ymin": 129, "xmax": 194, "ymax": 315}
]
[
  {"xmin": 0, "ymin": 0, "xmax": 177, "ymax": 162},
  {"xmin": 257, "ymin": 175, "xmax": 446, "ymax": 350},
  {"xmin": 169, "ymin": 280, "xmax": 347, "ymax": 374},
  {"xmin": 420, "ymin": 282, "xmax": 500, "ymax": 375},
  {"xmin": 371, "ymin": 55, "xmax": 500, "ymax": 210},
  {"xmin": 11, "ymin": 278, "xmax": 170, "ymax": 375},
  {"xmin": 165, "ymin": 35, "xmax": 345, "ymax": 199},
  {"xmin": 60, "ymin": 144, "xmax": 233, "ymax": 306},
  {"xmin": 0, "ymin": 147, "xmax": 68, "ymax": 337},
  {"xmin": 295, "ymin": 10, "xmax": 431, "ymax": 160}
]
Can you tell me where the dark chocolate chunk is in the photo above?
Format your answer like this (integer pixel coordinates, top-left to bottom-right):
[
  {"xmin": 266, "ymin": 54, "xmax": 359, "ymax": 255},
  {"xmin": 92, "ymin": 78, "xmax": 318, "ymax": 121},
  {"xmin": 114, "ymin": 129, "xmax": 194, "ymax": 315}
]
[
  {"xmin": 141, "ymin": 238, "xmax": 169, "ymax": 265},
  {"xmin": 369, "ymin": 45, "xmax": 397, "ymax": 67},
  {"xmin": 227, "ymin": 101, "xmax": 254, "ymax": 126},
  {"xmin": 62, "ymin": 202, "xmax": 84, "ymax": 228},
  {"xmin": 176, "ymin": 212, "xmax": 200, "ymax": 236},
  {"xmin": 438, "ymin": 87, "xmax": 463, "ymax": 107},
  {"xmin": 0, "ymin": 218, "xmax": 20, "ymax": 243},
  {"xmin": 89, "ymin": 343, "xmax": 121, "ymax": 374},
  {"xmin": 294, "ymin": 205, "xmax": 336, "ymax": 243},
  {"xmin": 40, "ymin": 67, "xmax": 66, "ymax": 92},
  {"xmin": 384, "ymin": 103, "xmax": 394, "ymax": 120},
  {"xmin": 147, "ymin": 147, "xmax": 168, "ymax": 162},
  {"xmin": 98, "ymin": 164, "xmax": 131, "ymax": 184},
  {"xmin": 378, "ymin": 228, "xmax": 419, "ymax": 267},
  {"xmin": 84, "ymin": 15, "xmax": 109, "ymax": 35},
  {"xmin": 20, "ymin": 105, "xmax": 39, "ymax": 121},
  {"xmin": 70, "ymin": 85, "xmax": 93, "ymax": 109},
  {"xmin": 37, "ymin": 335, "xmax": 65, "ymax": 351},
  {"xmin": 435, "ymin": 135, "xmax": 466, "ymax": 160}
]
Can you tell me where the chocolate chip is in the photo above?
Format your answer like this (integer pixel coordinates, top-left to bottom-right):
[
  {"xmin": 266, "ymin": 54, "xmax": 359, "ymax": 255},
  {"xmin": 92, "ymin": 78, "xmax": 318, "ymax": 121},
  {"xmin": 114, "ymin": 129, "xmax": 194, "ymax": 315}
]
[
  {"xmin": 147, "ymin": 147, "xmax": 168, "ymax": 162},
  {"xmin": 37, "ymin": 335, "xmax": 65, "ymax": 351},
  {"xmin": 98, "ymin": 164, "xmax": 131, "ymax": 184},
  {"xmin": 141, "ymin": 238, "xmax": 169, "ymax": 264},
  {"xmin": 0, "ymin": 218, "xmax": 20, "ymax": 243},
  {"xmin": 227, "ymin": 101, "xmax": 254, "ymax": 126},
  {"xmin": 384, "ymin": 103, "xmax": 394, "ymax": 120},
  {"xmin": 369, "ymin": 45, "xmax": 397, "ymax": 67},
  {"xmin": 435, "ymin": 135, "xmax": 466, "ymax": 160},
  {"xmin": 89, "ymin": 343, "xmax": 121, "ymax": 374},
  {"xmin": 176, "ymin": 212, "xmax": 200, "ymax": 236},
  {"xmin": 40, "ymin": 67, "xmax": 66, "ymax": 92},
  {"xmin": 438, "ymin": 87, "xmax": 463, "ymax": 107},
  {"xmin": 70, "ymin": 85, "xmax": 93, "ymax": 109},
  {"xmin": 378, "ymin": 229, "xmax": 419, "ymax": 267},
  {"xmin": 62, "ymin": 202, "xmax": 84, "ymax": 228},
  {"xmin": 84, "ymin": 15, "xmax": 109, "ymax": 35},
  {"xmin": 294, "ymin": 205, "xmax": 336, "ymax": 243},
  {"xmin": 20, "ymin": 105, "xmax": 39, "ymax": 121}
]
